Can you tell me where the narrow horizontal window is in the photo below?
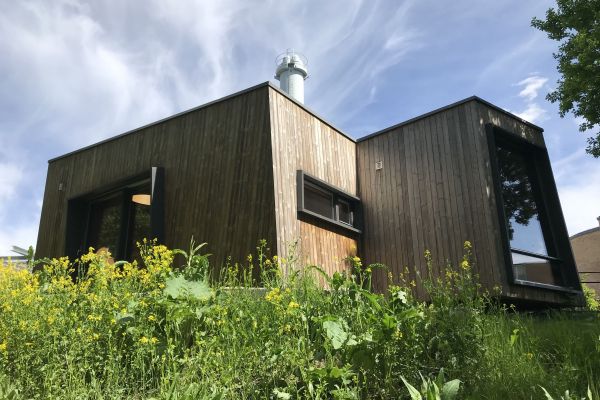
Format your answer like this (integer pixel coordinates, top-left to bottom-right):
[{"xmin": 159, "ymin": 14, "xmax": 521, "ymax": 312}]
[{"xmin": 297, "ymin": 170, "xmax": 361, "ymax": 234}]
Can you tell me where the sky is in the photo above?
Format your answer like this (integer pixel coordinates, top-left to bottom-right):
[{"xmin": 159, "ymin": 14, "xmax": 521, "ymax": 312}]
[{"xmin": 0, "ymin": 0, "xmax": 599, "ymax": 255}]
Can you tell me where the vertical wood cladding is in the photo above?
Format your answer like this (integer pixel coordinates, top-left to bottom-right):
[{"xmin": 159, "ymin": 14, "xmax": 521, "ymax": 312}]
[
  {"xmin": 36, "ymin": 85, "xmax": 277, "ymax": 270},
  {"xmin": 357, "ymin": 99, "xmax": 572, "ymax": 304},
  {"xmin": 268, "ymin": 88, "xmax": 357, "ymax": 275},
  {"xmin": 36, "ymin": 82, "xmax": 577, "ymax": 305}
]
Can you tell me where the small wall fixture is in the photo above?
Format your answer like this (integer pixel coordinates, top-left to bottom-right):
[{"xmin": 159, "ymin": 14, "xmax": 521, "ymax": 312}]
[
  {"xmin": 131, "ymin": 194, "xmax": 151, "ymax": 206},
  {"xmin": 375, "ymin": 161, "xmax": 383, "ymax": 170}
]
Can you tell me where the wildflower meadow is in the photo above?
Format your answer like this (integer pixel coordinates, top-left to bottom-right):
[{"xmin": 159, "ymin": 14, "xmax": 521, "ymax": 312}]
[{"xmin": 0, "ymin": 240, "xmax": 598, "ymax": 399}]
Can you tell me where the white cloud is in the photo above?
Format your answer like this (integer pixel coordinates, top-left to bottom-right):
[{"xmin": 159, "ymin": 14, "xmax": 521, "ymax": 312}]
[
  {"xmin": 554, "ymin": 150, "xmax": 600, "ymax": 235},
  {"xmin": 512, "ymin": 74, "xmax": 549, "ymax": 124},
  {"xmin": 517, "ymin": 76, "xmax": 548, "ymax": 101},
  {"xmin": 0, "ymin": 163, "xmax": 23, "ymax": 203},
  {"xmin": 515, "ymin": 102, "xmax": 547, "ymax": 123}
]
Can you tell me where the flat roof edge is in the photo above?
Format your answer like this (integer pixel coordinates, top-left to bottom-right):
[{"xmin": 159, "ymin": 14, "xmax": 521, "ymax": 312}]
[
  {"xmin": 48, "ymin": 81, "xmax": 272, "ymax": 163},
  {"xmin": 570, "ymin": 226, "xmax": 600, "ymax": 240},
  {"xmin": 357, "ymin": 96, "xmax": 544, "ymax": 143}
]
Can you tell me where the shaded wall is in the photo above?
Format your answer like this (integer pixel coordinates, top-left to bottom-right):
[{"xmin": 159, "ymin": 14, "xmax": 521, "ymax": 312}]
[
  {"xmin": 357, "ymin": 99, "xmax": 578, "ymax": 305},
  {"xmin": 37, "ymin": 85, "xmax": 277, "ymax": 270}
]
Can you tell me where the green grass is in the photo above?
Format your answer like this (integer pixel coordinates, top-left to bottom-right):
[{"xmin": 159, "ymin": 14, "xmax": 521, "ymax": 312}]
[{"xmin": 0, "ymin": 240, "xmax": 598, "ymax": 399}]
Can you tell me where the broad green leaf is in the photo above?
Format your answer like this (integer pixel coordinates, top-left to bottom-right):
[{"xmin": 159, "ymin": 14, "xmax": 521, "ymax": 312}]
[
  {"xmin": 441, "ymin": 379, "xmax": 461, "ymax": 400},
  {"xmin": 164, "ymin": 275, "xmax": 213, "ymax": 301},
  {"xmin": 323, "ymin": 319, "xmax": 349, "ymax": 350},
  {"xmin": 401, "ymin": 376, "xmax": 423, "ymax": 400},
  {"xmin": 381, "ymin": 313, "xmax": 397, "ymax": 330}
]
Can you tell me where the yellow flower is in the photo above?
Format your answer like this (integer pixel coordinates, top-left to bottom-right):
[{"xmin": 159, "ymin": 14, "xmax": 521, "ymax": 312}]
[
  {"xmin": 460, "ymin": 260, "xmax": 470, "ymax": 271},
  {"xmin": 150, "ymin": 337, "xmax": 159, "ymax": 344},
  {"xmin": 92, "ymin": 333, "xmax": 100, "ymax": 341},
  {"xmin": 0, "ymin": 342, "xmax": 7, "ymax": 353},
  {"xmin": 148, "ymin": 314, "xmax": 157, "ymax": 322},
  {"xmin": 139, "ymin": 336, "xmax": 149, "ymax": 344},
  {"xmin": 265, "ymin": 288, "xmax": 282, "ymax": 302},
  {"xmin": 287, "ymin": 301, "xmax": 300, "ymax": 310}
]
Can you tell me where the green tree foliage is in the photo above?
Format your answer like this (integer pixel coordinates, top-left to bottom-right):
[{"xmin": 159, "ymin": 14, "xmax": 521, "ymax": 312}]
[{"xmin": 531, "ymin": 0, "xmax": 600, "ymax": 157}]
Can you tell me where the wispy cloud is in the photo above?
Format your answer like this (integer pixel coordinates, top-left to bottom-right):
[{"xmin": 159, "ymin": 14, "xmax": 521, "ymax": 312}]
[
  {"xmin": 512, "ymin": 74, "xmax": 549, "ymax": 124},
  {"xmin": 515, "ymin": 103, "xmax": 547, "ymax": 123},
  {"xmin": 0, "ymin": 0, "xmax": 595, "ymax": 254},
  {"xmin": 0, "ymin": 0, "xmax": 425, "ymax": 253},
  {"xmin": 517, "ymin": 76, "xmax": 548, "ymax": 101}
]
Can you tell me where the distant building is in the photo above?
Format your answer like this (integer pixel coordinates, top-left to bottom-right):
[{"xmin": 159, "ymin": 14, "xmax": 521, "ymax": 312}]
[
  {"xmin": 570, "ymin": 218, "xmax": 600, "ymax": 295},
  {"xmin": 35, "ymin": 55, "xmax": 583, "ymax": 306}
]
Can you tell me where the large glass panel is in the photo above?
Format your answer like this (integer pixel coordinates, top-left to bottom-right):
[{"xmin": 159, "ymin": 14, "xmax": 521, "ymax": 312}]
[
  {"xmin": 511, "ymin": 252, "xmax": 559, "ymax": 285},
  {"xmin": 87, "ymin": 197, "xmax": 122, "ymax": 256},
  {"xmin": 496, "ymin": 144, "xmax": 548, "ymax": 256},
  {"xmin": 304, "ymin": 183, "xmax": 334, "ymax": 219}
]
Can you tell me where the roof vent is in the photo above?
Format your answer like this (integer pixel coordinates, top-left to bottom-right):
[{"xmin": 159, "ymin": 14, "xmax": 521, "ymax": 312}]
[{"xmin": 275, "ymin": 49, "xmax": 308, "ymax": 103}]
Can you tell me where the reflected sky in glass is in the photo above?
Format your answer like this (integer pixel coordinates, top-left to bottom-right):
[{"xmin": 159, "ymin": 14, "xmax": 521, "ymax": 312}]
[
  {"xmin": 497, "ymin": 143, "xmax": 549, "ymax": 256},
  {"xmin": 508, "ymin": 216, "xmax": 548, "ymax": 255}
]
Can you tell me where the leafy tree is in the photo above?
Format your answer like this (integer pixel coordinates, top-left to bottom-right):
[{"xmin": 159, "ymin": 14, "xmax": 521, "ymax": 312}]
[{"xmin": 531, "ymin": 0, "xmax": 600, "ymax": 157}]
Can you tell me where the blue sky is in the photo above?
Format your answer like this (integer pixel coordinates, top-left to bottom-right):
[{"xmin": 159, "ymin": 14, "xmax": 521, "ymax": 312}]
[{"xmin": 1, "ymin": 0, "xmax": 599, "ymax": 254}]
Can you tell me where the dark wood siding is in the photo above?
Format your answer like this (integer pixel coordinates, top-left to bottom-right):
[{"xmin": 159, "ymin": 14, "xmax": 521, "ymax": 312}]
[
  {"xmin": 268, "ymin": 87, "xmax": 358, "ymax": 277},
  {"xmin": 357, "ymin": 99, "xmax": 579, "ymax": 305},
  {"xmin": 36, "ymin": 85, "xmax": 277, "ymax": 271}
]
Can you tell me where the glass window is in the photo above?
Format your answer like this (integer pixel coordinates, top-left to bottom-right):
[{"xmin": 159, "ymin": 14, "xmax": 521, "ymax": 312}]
[
  {"xmin": 127, "ymin": 189, "xmax": 152, "ymax": 260},
  {"xmin": 337, "ymin": 199, "xmax": 353, "ymax": 226},
  {"xmin": 85, "ymin": 181, "xmax": 152, "ymax": 260},
  {"xmin": 298, "ymin": 172, "xmax": 359, "ymax": 231},
  {"xmin": 511, "ymin": 252, "xmax": 558, "ymax": 286},
  {"xmin": 304, "ymin": 183, "xmax": 334, "ymax": 219},
  {"xmin": 87, "ymin": 196, "xmax": 122, "ymax": 256},
  {"xmin": 495, "ymin": 140, "xmax": 562, "ymax": 285}
]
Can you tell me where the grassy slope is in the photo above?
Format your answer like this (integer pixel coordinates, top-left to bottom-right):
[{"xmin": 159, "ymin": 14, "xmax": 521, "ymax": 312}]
[{"xmin": 0, "ymin": 242, "xmax": 598, "ymax": 399}]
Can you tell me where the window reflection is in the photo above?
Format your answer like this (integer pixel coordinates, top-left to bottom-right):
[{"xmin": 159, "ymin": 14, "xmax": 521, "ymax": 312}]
[
  {"xmin": 496, "ymin": 145, "xmax": 548, "ymax": 256},
  {"xmin": 511, "ymin": 252, "xmax": 559, "ymax": 286},
  {"xmin": 496, "ymin": 139, "xmax": 563, "ymax": 286}
]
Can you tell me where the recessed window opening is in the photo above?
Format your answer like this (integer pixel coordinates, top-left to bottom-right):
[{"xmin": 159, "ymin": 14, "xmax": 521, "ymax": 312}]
[
  {"xmin": 297, "ymin": 170, "xmax": 361, "ymax": 234},
  {"xmin": 85, "ymin": 180, "xmax": 152, "ymax": 261}
]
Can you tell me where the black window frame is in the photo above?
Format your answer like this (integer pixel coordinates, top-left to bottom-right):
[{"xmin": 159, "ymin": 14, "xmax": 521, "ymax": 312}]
[
  {"xmin": 296, "ymin": 170, "xmax": 362, "ymax": 236},
  {"xmin": 65, "ymin": 167, "xmax": 165, "ymax": 261},
  {"xmin": 486, "ymin": 125, "xmax": 581, "ymax": 293}
]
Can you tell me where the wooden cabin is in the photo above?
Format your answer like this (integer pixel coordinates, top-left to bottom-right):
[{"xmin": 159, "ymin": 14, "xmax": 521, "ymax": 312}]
[{"xmin": 36, "ymin": 82, "xmax": 583, "ymax": 306}]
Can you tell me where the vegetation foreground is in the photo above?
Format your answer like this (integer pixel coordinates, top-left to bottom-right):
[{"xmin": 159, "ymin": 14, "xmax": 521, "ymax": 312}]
[{"xmin": 0, "ymin": 240, "xmax": 598, "ymax": 399}]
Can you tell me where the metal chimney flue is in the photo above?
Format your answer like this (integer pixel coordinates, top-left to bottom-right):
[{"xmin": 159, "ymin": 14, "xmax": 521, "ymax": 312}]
[{"xmin": 275, "ymin": 49, "xmax": 308, "ymax": 103}]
